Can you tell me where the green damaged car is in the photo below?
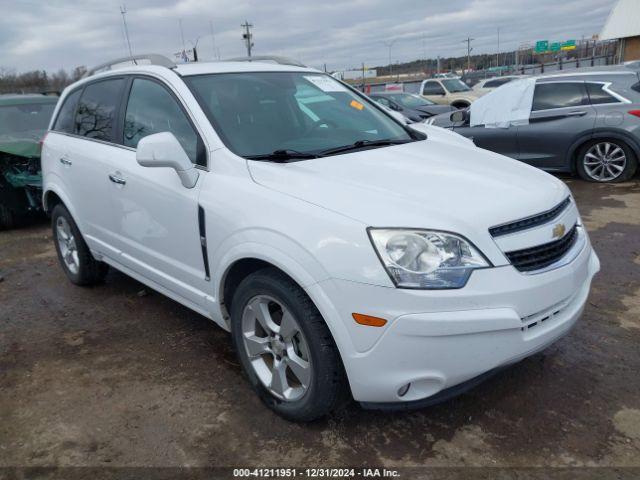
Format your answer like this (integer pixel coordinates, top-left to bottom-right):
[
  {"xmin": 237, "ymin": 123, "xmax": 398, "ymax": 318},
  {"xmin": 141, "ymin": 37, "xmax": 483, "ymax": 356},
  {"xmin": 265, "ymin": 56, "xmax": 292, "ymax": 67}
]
[{"xmin": 0, "ymin": 94, "xmax": 58, "ymax": 229}]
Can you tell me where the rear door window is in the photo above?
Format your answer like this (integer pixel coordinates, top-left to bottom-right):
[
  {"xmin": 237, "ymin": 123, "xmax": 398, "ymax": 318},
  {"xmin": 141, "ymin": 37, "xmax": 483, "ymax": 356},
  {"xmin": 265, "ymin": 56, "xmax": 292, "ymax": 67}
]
[
  {"xmin": 586, "ymin": 83, "xmax": 620, "ymax": 105},
  {"xmin": 53, "ymin": 89, "xmax": 81, "ymax": 134},
  {"xmin": 532, "ymin": 82, "xmax": 588, "ymax": 111},
  {"xmin": 75, "ymin": 78, "xmax": 125, "ymax": 142}
]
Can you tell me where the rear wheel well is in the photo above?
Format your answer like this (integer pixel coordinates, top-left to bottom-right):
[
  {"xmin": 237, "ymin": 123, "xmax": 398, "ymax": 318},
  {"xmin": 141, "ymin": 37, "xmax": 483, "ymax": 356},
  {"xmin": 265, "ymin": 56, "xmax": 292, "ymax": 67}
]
[{"xmin": 43, "ymin": 191, "xmax": 63, "ymax": 214}]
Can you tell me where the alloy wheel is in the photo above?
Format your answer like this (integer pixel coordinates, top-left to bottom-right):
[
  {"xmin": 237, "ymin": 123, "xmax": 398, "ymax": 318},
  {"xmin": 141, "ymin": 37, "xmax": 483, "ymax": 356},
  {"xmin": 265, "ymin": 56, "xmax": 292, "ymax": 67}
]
[
  {"xmin": 241, "ymin": 295, "xmax": 312, "ymax": 401},
  {"xmin": 56, "ymin": 216, "xmax": 79, "ymax": 274},
  {"xmin": 583, "ymin": 142, "xmax": 627, "ymax": 182}
]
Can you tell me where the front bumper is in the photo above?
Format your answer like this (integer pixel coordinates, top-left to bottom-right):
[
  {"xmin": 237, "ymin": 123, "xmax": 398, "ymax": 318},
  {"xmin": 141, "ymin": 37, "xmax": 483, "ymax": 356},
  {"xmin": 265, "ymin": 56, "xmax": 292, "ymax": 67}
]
[{"xmin": 308, "ymin": 239, "xmax": 600, "ymax": 404}]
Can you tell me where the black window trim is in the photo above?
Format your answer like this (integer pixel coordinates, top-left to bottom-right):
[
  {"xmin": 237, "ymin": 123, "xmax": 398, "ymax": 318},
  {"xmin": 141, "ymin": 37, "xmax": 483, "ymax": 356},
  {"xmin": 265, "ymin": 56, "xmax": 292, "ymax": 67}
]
[
  {"xmin": 531, "ymin": 80, "xmax": 589, "ymax": 113},
  {"xmin": 120, "ymin": 74, "xmax": 208, "ymax": 169}
]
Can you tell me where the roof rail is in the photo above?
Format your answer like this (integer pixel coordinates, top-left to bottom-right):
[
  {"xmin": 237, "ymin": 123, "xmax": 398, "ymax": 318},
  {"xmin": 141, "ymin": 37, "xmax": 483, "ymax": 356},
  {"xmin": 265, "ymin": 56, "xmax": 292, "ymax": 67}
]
[
  {"xmin": 224, "ymin": 55, "xmax": 307, "ymax": 68},
  {"xmin": 84, "ymin": 54, "xmax": 176, "ymax": 78}
]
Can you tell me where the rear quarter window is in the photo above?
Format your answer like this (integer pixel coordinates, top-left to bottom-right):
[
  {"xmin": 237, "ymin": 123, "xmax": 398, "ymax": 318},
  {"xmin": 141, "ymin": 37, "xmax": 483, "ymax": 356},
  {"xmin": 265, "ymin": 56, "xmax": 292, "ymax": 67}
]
[
  {"xmin": 53, "ymin": 89, "xmax": 81, "ymax": 134},
  {"xmin": 586, "ymin": 83, "xmax": 620, "ymax": 105}
]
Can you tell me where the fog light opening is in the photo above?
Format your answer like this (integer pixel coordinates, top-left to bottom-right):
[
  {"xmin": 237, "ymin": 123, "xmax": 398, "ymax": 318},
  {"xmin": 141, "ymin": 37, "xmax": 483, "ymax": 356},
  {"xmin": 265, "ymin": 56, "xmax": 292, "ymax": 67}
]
[{"xmin": 397, "ymin": 383, "xmax": 411, "ymax": 398}]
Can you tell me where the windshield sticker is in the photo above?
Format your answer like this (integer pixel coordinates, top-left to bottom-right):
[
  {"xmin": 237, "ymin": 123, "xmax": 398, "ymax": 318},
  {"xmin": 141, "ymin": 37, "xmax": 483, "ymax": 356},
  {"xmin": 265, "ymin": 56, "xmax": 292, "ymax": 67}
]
[
  {"xmin": 349, "ymin": 100, "xmax": 364, "ymax": 111},
  {"xmin": 304, "ymin": 75, "xmax": 348, "ymax": 92}
]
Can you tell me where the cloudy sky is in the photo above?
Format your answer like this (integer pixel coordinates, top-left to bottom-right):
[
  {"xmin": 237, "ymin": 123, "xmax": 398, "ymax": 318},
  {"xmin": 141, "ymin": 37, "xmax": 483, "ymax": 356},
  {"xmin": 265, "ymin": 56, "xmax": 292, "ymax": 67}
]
[{"xmin": 0, "ymin": 0, "xmax": 618, "ymax": 74}]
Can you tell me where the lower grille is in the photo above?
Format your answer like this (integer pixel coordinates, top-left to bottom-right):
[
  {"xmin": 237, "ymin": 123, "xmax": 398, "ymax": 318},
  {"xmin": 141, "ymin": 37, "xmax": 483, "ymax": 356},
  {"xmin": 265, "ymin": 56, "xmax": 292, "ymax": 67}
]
[{"xmin": 505, "ymin": 224, "xmax": 578, "ymax": 272}]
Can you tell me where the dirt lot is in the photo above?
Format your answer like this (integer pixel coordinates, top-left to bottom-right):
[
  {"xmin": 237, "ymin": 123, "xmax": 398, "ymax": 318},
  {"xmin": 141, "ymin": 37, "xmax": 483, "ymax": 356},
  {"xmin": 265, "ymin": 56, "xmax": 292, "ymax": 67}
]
[{"xmin": 1, "ymin": 177, "xmax": 639, "ymax": 477}]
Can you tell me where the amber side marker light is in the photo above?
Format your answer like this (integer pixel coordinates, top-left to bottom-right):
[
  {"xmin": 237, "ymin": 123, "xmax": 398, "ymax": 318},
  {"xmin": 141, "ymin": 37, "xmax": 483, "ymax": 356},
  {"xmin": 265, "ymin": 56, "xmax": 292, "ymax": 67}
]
[{"xmin": 352, "ymin": 313, "xmax": 387, "ymax": 327}]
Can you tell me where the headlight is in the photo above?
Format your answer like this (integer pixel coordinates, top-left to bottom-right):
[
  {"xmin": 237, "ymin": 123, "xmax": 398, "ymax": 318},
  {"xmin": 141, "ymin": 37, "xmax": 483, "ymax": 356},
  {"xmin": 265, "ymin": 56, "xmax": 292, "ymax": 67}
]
[{"xmin": 368, "ymin": 228, "xmax": 490, "ymax": 289}]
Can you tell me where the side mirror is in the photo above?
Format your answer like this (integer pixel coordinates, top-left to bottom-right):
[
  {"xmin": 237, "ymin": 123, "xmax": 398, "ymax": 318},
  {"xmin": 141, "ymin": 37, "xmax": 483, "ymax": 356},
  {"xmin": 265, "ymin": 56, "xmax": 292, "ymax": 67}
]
[
  {"xmin": 136, "ymin": 132, "xmax": 199, "ymax": 189},
  {"xmin": 450, "ymin": 110, "xmax": 468, "ymax": 123}
]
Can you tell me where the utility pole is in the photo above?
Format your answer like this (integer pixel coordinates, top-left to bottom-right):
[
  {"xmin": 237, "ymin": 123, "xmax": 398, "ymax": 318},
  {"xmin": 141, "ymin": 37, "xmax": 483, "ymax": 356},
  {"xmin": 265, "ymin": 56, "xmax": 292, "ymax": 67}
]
[
  {"xmin": 241, "ymin": 21, "xmax": 254, "ymax": 57},
  {"xmin": 437, "ymin": 55, "xmax": 441, "ymax": 73},
  {"xmin": 462, "ymin": 37, "xmax": 474, "ymax": 73},
  {"xmin": 120, "ymin": 4, "xmax": 134, "ymax": 60}
]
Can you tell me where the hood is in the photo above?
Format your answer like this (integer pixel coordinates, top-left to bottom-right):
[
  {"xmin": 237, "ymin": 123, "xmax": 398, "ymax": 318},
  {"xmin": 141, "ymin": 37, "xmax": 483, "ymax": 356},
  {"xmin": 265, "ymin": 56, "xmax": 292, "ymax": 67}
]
[{"xmin": 248, "ymin": 138, "xmax": 568, "ymax": 240}]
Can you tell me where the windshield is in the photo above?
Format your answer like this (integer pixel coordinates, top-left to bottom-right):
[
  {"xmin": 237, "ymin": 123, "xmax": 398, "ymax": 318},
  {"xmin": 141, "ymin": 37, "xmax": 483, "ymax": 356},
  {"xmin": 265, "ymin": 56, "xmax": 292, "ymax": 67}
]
[
  {"xmin": 442, "ymin": 79, "xmax": 471, "ymax": 93},
  {"xmin": 393, "ymin": 93, "xmax": 435, "ymax": 108},
  {"xmin": 186, "ymin": 72, "xmax": 414, "ymax": 158},
  {"xmin": 0, "ymin": 103, "xmax": 55, "ymax": 140}
]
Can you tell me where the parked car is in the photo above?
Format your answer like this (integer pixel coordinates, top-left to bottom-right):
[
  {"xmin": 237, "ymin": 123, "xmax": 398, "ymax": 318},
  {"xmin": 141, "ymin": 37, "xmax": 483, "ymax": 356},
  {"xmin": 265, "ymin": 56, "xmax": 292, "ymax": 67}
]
[
  {"xmin": 368, "ymin": 92, "xmax": 456, "ymax": 122},
  {"xmin": 473, "ymin": 75, "xmax": 522, "ymax": 95},
  {"xmin": 0, "ymin": 94, "xmax": 58, "ymax": 229},
  {"xmin": 42, "ymin": 55, "xmax": 599, "ymax": 421},
  {"xmin": 428, "ymin": 67, "xmax": 640, "ymax": 182},
  {"xmin": 419, "ymin": 77, "xmax": 482, "ymax": 108}
]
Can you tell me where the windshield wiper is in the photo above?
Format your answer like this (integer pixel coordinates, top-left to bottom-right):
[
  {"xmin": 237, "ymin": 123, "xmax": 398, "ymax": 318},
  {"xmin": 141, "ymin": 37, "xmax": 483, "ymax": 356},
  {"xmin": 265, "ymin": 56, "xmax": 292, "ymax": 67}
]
[
  {"xmin": 245, "ymin": 149, "xmax": 321, "ymax": 162},
  {"xmin": 317, "ymin": 138, "xmax": 412, "ymax": 156}
]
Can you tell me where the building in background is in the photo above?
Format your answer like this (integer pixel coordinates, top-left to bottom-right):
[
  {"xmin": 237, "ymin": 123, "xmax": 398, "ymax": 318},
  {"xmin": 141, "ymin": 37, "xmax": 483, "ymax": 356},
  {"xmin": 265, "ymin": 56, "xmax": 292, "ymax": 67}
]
[{"xmin": 600, "ymin": 0, "xmax": 640, "ymax": 62}]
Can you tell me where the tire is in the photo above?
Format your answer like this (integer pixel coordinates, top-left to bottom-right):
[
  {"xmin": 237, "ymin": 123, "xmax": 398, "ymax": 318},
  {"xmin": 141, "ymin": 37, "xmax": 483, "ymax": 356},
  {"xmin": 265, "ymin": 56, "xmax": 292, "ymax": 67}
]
[
  {"xmin": 576, "ymin": 139, "xmax": 638, "ymax": 183},
  {"xmin": 0, "ymin": 204, "xmax": 13, "ymax": 230},
  {"xmin": 51, "ymin": 204, "xmax": 109, "ymax": 285},
  {"xmin": 230, "ymin": 267, "xmax": 347, "ymax": 422}
]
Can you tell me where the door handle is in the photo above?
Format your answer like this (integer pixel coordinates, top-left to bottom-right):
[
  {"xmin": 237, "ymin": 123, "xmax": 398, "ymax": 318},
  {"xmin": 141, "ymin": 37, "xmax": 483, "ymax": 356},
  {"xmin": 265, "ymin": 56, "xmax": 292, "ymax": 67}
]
[
  {"xmin": 565, "ymin": 111, "xmax": 587, "ymax": 117},
  {"xmin": 108, "ymin": 173, "xmax": 126, "ymax": 185},
  {"xmin": 59, "ymin": 156, "xmax": 72, "ymax": 166}
]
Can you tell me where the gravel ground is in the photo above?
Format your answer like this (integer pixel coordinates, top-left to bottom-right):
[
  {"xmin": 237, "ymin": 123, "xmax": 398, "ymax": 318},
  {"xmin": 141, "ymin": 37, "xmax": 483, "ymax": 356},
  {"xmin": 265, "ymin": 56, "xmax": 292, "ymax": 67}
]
[{"xmin": 1, "ymin": 177, "xmax": 639, "ymax": 479}]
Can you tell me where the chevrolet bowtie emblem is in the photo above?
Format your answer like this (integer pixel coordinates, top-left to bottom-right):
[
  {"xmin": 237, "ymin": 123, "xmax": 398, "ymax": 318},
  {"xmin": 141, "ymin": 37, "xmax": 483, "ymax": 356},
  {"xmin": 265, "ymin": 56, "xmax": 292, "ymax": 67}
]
[{"xmin": 552, "ymin": 223, "xmax": 566, "ymax": 239}]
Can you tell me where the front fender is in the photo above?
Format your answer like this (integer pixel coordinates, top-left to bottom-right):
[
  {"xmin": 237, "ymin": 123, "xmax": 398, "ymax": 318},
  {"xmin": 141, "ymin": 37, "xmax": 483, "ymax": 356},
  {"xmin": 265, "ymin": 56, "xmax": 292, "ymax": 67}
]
[{"xmin": 211, "ymin": 234, "xmax": 357, "ymax": 361}]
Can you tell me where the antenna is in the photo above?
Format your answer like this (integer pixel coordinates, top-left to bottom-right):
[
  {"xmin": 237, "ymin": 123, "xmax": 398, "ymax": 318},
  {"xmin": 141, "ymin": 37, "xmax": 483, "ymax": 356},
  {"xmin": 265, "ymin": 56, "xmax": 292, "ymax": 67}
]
[{"xmin": 120, "ymin": 4, "xmax": 135, "ymax": 63}]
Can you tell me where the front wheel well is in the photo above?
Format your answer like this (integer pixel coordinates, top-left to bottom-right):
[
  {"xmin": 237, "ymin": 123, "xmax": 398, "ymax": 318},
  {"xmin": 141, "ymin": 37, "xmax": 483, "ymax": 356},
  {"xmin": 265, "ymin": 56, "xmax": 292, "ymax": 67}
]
[{"xmin": 222, "ymin": 258, "xmax": 290, "ymax": 319}]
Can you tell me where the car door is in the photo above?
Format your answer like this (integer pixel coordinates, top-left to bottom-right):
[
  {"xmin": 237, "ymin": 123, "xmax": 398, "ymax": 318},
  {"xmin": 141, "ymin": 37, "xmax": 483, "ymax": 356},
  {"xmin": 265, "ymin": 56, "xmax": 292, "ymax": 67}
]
[
  {"xmin": 516, "ymin": 81, "xmax": 596, "ymax": 169},
  {"xmin": 106, "ymin": 76, "xmax": 210, "ymax": 309},
  {"xmin": 421, "ymin": 81, "xmax": 447, "ymax": 104},
  {"xmin": 47, "ymin": 78, "xmax": 126, "ymax": 255}
]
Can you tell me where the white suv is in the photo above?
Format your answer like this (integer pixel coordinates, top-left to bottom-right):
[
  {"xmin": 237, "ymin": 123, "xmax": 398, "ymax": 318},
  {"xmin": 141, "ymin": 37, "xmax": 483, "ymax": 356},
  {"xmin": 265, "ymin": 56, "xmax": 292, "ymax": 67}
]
[{"xmin": 42, "ymin": 55, "xmax": 600, "ymax": 421}]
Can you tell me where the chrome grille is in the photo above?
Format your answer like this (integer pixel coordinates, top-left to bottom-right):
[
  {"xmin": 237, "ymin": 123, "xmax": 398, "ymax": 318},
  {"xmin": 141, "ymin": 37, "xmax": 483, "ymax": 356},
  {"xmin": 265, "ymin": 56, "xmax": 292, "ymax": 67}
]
[
  {"xmin": 489, "ymin": 197, "xmax": 571, "ymax": 237},
  {"xmin": 505, "ymin": 224, "xmax": 578, "ymax": 272}
]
